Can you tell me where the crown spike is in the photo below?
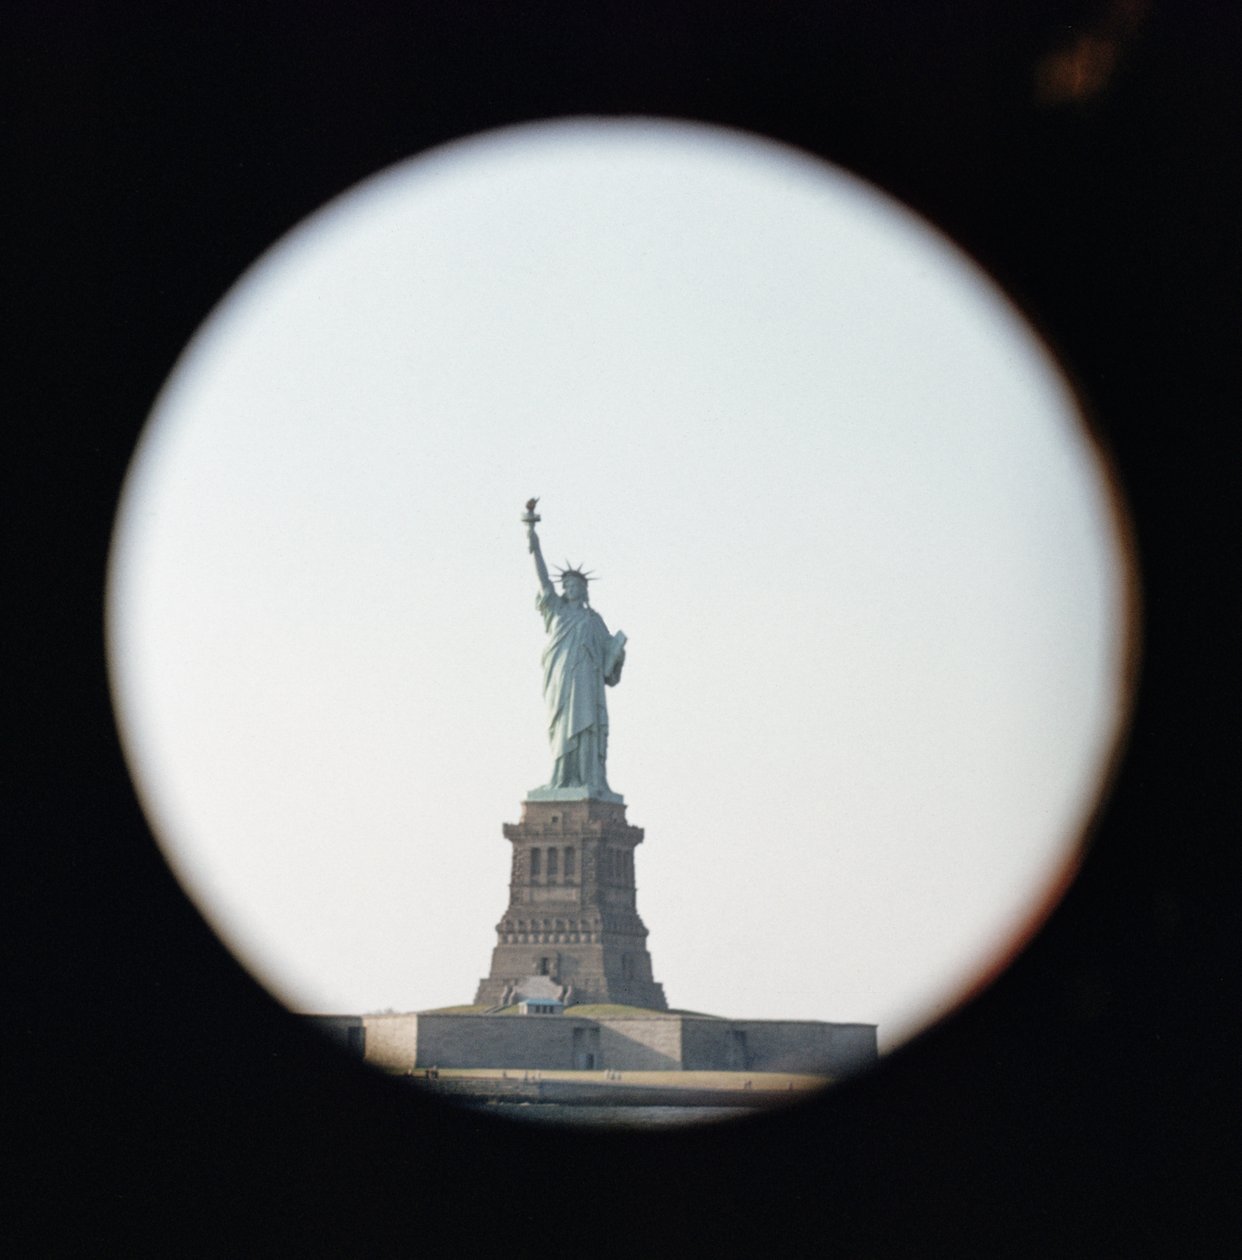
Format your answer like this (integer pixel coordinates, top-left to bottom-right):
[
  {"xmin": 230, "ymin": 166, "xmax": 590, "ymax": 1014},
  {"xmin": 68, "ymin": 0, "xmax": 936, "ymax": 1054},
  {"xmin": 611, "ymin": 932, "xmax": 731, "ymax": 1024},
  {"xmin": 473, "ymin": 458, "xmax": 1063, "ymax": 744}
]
[{"xmin": 553, "ymin": 560, "xmax": 597, "ymax": 585}]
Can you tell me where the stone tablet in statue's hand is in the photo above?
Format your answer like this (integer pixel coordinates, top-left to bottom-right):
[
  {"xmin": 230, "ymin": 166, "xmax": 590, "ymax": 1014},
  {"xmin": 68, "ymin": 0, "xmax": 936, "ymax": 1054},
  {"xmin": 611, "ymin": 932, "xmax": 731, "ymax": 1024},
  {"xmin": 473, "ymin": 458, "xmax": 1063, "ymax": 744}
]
[{"xmin": 604, "ymin": 630, "xmax": 627, "ymax": 679}]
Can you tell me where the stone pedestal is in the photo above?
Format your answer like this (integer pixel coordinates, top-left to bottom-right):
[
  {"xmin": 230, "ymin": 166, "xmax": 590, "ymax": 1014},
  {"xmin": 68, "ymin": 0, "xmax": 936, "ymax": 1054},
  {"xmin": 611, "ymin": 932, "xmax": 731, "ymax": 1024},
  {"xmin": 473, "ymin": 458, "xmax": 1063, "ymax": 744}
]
[{"xmin": 474, "ymin": 797, "xmax": 668, "ymax": 1011}]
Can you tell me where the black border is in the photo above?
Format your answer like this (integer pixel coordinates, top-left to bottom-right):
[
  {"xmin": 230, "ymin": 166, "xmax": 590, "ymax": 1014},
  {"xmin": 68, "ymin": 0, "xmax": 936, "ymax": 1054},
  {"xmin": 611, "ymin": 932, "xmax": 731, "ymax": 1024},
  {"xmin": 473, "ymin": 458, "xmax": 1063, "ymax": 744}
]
[{"xmin": 9, "ymin": 3, "xmax": 1240, "ymax": 1252}]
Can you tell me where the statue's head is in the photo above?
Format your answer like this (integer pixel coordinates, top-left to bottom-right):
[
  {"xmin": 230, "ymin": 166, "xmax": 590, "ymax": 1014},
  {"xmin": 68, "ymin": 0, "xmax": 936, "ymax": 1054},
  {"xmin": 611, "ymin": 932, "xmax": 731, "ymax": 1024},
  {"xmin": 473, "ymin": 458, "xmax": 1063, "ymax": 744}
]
[{"xmin": 556, "ymin": 564, "xmax": 593, "ymax": 603}]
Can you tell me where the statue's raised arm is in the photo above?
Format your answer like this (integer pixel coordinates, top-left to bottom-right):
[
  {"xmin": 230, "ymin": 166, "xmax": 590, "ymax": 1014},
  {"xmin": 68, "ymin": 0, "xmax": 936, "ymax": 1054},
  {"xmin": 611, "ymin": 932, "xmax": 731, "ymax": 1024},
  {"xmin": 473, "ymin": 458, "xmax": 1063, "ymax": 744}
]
[
  {"xmin": 522, "ymin": 498, "xmax": 555, "ymax": 600},
  {"xmin": 521, "ymin": 498, "xmax": 625, "ymax": 803}
]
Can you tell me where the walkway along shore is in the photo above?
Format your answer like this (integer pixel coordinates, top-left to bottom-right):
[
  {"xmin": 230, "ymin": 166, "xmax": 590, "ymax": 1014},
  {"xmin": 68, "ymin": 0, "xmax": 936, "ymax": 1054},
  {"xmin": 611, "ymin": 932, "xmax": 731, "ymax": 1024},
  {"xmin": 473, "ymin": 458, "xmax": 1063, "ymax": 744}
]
[{"xmin": 403, "ymin": 1070, "xmax": 832, "ymax": 1109}]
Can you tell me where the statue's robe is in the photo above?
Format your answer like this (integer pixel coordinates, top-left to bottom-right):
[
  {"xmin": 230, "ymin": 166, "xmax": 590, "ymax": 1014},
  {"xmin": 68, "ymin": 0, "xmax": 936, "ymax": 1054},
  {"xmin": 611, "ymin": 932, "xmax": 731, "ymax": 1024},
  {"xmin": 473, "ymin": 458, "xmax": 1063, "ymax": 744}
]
[{"xmin": 536, "ymin": 590, "xmax": 624, "ymax": 790}]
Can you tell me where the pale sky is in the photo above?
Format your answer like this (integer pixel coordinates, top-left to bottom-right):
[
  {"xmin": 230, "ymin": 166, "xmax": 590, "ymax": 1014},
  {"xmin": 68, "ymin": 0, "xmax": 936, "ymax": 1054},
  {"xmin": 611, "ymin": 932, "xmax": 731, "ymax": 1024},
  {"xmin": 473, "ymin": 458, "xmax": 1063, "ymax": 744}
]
[{"xmin": 106, "ymin": 118, "xmax": 1131, "ymax": 1051}]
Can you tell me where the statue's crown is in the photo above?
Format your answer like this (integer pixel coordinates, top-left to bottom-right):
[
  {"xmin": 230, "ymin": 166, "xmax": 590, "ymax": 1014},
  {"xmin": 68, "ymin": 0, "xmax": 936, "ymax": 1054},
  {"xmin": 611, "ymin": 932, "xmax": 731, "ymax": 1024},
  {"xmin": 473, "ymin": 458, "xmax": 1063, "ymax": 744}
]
[{"xmin": 554, "ymin": 561, "xmax": 596, "ymax": 585}]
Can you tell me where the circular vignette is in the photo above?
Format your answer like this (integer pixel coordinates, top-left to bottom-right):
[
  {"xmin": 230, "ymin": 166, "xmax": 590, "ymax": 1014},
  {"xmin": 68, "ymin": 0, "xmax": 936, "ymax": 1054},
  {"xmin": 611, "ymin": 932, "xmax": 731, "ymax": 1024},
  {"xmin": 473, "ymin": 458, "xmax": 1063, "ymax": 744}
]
[{"xmin": 105, "ymin": 117, "xmax": 1137, "ymax": 1101}]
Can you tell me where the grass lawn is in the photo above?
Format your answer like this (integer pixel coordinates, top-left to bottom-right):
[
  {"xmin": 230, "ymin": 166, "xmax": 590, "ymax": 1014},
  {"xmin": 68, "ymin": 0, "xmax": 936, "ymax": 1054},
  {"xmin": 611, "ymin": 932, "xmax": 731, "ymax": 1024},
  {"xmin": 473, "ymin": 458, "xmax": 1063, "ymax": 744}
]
[{"xmin": 416, "ymin": 1003, "xmax": 722, "ymax": 1018}]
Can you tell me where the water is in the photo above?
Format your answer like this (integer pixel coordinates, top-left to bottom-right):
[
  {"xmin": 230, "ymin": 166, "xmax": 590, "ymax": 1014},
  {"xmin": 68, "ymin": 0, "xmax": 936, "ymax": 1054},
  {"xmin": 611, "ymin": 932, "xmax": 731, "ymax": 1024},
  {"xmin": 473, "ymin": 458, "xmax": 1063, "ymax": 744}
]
[{"xmin": 457, "ymin": 1102, "xmax": 757, "ymax": 1129}]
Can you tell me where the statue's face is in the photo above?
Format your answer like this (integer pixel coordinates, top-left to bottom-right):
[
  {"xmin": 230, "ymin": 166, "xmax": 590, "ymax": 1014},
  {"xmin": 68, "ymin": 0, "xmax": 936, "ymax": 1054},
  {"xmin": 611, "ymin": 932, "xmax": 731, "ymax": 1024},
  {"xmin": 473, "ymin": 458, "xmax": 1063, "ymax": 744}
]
[{"xmin": 562, "ymin": 574, "xmax": 587, "ymax": 603}]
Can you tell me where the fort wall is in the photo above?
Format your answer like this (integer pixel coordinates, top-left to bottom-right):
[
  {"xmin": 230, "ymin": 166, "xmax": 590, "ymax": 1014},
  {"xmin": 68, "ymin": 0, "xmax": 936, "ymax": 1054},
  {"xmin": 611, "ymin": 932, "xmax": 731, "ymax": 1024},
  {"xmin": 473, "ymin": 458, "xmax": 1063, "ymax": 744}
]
[{"xmin": 352, "ymin": 1011, "xmax": 876, "ymax": 1075}]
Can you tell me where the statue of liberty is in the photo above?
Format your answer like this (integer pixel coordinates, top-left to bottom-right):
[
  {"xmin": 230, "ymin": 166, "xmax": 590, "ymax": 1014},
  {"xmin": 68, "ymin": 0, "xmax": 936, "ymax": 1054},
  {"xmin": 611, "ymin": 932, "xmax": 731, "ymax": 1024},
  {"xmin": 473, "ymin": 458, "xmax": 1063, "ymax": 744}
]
[{"xmin": 523, "ymin": 500, "xmax": 627, "ymax": 801}]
